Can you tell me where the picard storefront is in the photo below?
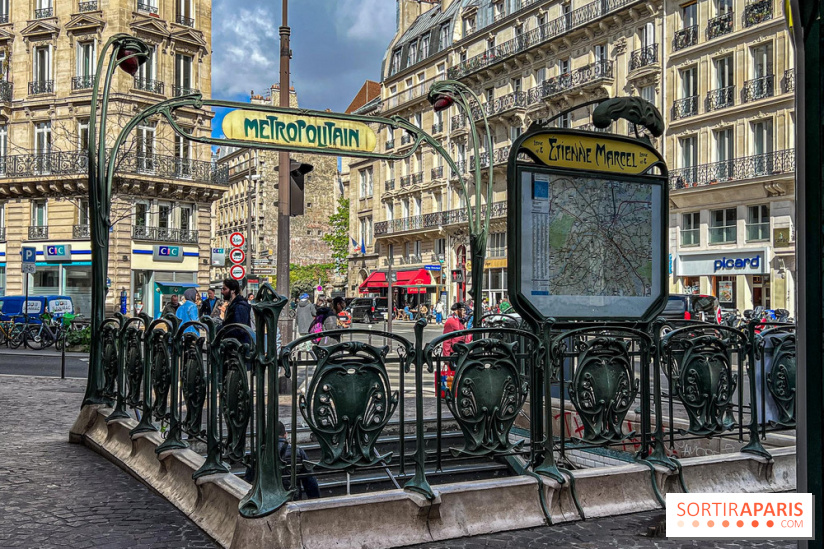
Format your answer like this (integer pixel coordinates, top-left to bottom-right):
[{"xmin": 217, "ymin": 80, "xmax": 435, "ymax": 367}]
[
  {"xmin": 675, "ymin": 249, "xmax": 776, "ymax": 312},
  {"xmin": 131, "ymin": 244, "xmax": 201, "ymax": 318}
]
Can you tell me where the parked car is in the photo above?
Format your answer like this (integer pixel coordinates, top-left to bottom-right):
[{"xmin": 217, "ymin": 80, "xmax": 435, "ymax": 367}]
[
  {"xmin": 658, "ymin": 294, "xmax": 722, "ymax": 333},
  {"xmin": 0, "ymin": 295, "xmax": 74, "ymax": 324},
  {"xmin": 347, "ymin": 297, "xmax": 389, "ymax": 323}
]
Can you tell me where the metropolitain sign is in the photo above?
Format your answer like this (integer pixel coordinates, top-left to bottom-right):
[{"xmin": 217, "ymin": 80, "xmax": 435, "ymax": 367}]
[{"xmin": 222, "ymin": 110, "xmax": 378, "ymax": 153}]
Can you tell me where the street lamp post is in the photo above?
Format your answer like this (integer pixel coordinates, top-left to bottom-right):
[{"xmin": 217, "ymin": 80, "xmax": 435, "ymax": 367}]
[
  {"xmin": 276, "ymin": 0, "xmax": 291, "ymax": 301},
  {"xmin": 83, "ymin": 34, "xmax": 150, "ymax": 406}
]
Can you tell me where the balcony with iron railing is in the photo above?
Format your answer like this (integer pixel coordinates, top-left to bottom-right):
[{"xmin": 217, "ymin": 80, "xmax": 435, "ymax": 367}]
[
  {"xmin": 132, "ymin": 225, "xmax": 199, "ymax": 244},
  {"xmin": 746, "ymin": 222, "xmax": 770, "ymax": 242},
  {"xmin": 176, "ymin": 15, "xmax": 194, "ymax": 26},
  {"xmin": 447, "ymin": 0, "xmax": 635, "ymax": 80},
  {"xmin": 71, "ymin": 75, "xmax": 94, "ymax": 90},
  {"xmin": 672, "ymin": 95, "xmax": 699, "ymax": 120},
  {"xmin": 629, "ymin": 44, "xmax": 658, "ymax": 71},
  {"xmin": 673, "ymin": 25, "xmax": 698, "ymax": 51},
  {"xmin": 134, "ymin": 77, "xmax": 165, "ymax": 94},
  {"xmin": 137, "ymin": 1, "xmax": 158, "ymax": 14},
  {"xmin": 399, "ymin": 172, "xmax": 423, "ymax": 188},
  {"xmin": 782, "ymin": 68, "xmax": 795, "ymax": 93},
  {"xmin": 0, "ymin": 150, "xmax": 229, "ymax": 185},
  {"xmin": 707, "ymin": 12, "xmax": 734, "ymax": 40},
  {"xmin": 34, "ymin": 7, "xmax": 53, "ymax": 18},
  {"xmin": 28, "ymin": 226, "xmax": 48, "ymax": 240},
  {"xmin": 680, "ymin": 228, "xmax": 700, "ymax": 247},
  {"xmin": 706, "ymin": 86, "xmax": 735, "ymax": 111},
  {"xmin": 173, "ymin": 85, "xmax": 199, "ymax": 97},
  {"xmin": 709, "ymin": 225, "xmax": 737, "ymax": 245},
  {"xmin": 78, "ymin": 0, "xmax": 97, "ymax": 11},
  {"xmin": 385, "ymin": 139, "xmax": 394, "ymax": 150},
  {"xmin": 382, "ymin": 73, "xmax": 446, "ymax": 110},
  {"xmin": 742, "ymin": 74, "xmax": 774, "ymax": 102},
  {"xmin": 431, "ymin": 122, "xmax": 444, "ymax": 134},
  {"xmin": 73, "ymin": 224, "xmax": 90, "ymax": 239},
  {"xmin": 0, "ymin": 81, "xmax": 12, "ymax": 103},
  {"xmin": 431, "ymin": 166, "xmax": 444, "ymax": 180},
  {"xmin": 526, "ymin": 61, "xmax": 614, "ymax": 105},
  {"xmin": 385, "ymin": 179, "xmax": 395, "ymax": 192},
  {"xmin": 669, "ymin": 149, "xmax": 795, "ymax": 189},
  {"xmin": 450, "ymin": 115, "xmax": 466, "ymax": 131},
  {"xmin": 744, "ymin": 0, "xmax": 772, "ymax": 26},
  {"xmin": 29, "ymin": 81, "xmax": 54, "ymax": 95},
  {"xmin": 374, "ymin": 201, "xmax": 508, "ymax": 236}
]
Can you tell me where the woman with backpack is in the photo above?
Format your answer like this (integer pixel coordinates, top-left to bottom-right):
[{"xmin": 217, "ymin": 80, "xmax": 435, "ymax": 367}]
[{"xmin": 308, "ymin": 297, "xmax": 346, "ymax": 344}]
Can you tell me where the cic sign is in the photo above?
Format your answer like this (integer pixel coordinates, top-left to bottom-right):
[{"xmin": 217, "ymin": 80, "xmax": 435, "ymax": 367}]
[
  {"xmin": 44, "ymin": 244, "xmax": 72, "ymax": 261},
  {"xmin": 153, "ymin": 245, "xmax": 184, "ymax": 263}
]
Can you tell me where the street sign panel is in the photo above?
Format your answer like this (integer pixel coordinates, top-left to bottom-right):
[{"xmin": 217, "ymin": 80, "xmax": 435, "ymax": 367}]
[
  {"xmin": 211, "ymin": 248, "xmax": 226, "ymax": 267},
  {"xmin": 22, "ymin": 247, "xmax": 36, "ymax": 264},
  {"xmin": 229, "ymin": 248, "xmax": 245, "ymax": 264},
  {"xmin": 230, "ymin": 264, "xmax": 246, "ymax": 280},
  {"xmin": 229, "ymin": 232, "xmax": 245, "ymax": 248},
  {"xmin": 22, "ymin": 263, "xmax": 36, "ymax": 274}
]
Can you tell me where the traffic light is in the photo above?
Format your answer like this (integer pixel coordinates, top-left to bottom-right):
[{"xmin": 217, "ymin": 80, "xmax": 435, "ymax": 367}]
[
  {"xmin": 451, "ymin": 269, "xmax": 464, "ymax": 283},
  {"xmin": 289, "ymin": 160, "xmax": 313, "ymax": 216}
]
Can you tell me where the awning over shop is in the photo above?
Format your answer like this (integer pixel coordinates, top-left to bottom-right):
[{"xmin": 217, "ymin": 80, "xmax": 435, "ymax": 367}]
[
  {"xmin": 358, "ymin": 268, "xmax": 435, "ymax": 293},
  {"xmin": 155, "ymin": 282, "xmax": 199, "ymax": 295}
]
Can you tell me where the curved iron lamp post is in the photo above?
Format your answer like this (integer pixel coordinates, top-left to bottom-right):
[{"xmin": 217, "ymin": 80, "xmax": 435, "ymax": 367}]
[
  {"xmin": 426, "ymin": 80, "xmax": 494, "ymax": 322},
  {"xmin": 83, "ymin": 34, "xmax": 150, "ymax": 406}
]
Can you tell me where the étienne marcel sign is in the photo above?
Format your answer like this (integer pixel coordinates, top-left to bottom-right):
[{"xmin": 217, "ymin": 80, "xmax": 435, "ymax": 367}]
[{"xmin": 222, "ymin": 110, "xmax": 378, "ymax": 153}]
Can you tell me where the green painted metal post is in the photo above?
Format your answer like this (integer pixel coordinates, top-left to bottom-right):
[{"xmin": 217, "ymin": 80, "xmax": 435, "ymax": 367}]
[
  {"xmin": 193, "ymin": 316, "xmax": 228, "ymax": 479},
  {"xmin": 404, "ymin": 319, "xmax": 434, "ymax": 499},
  {"xmin": 131, "ymin": 313, "xmax": 159, "ymax": 437}
]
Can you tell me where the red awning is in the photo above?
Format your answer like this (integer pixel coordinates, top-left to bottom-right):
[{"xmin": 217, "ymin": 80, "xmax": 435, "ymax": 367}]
[{"xmin": 358, "ymin": 269, "xmax": 434, "ymax": 293}]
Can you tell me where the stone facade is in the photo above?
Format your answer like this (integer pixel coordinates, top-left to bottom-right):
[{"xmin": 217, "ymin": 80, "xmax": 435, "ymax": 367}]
[
  {"xmin": 0, "ymin": 0, "xmax": 222, "ymax": 318},
  {"xmin": 212, "ymin": 85, "xmax": 340, "ymax": 286},
  {"xmin": 663, "ymin": 0, "xmax": 796, "ymax": 316}
]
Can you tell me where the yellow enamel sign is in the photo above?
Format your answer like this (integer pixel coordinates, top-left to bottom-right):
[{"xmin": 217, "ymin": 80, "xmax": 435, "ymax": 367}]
[
  {"xmin": 222, "ymin": 110, "xmax": 378, "ymax": 153},
  {"xmin": 521, "ymin": 132, "xmax": 658, "ymax": 175}
]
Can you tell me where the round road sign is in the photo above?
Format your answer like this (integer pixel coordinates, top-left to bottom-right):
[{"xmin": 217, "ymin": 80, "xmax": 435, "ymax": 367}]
[
  {"xmin": 230, "ymin": 264, "xmax": 246, "ymax": 280},
  {"xmin": 229, "ymin": 232, "xmax": 245, "ymax": 248},
  {"xmin": 229, "ymin": 248, "xmax": 245, "ymax": 264}
]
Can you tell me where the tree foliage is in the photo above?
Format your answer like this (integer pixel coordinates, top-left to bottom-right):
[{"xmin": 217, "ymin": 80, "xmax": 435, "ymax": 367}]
[
  {"xmin": 272, "ymin": 263, "xmax": 336, "ymax": 298},
  {"xmin": 321, "ymin": 198, "xmax": 350, "ymax": 277}
]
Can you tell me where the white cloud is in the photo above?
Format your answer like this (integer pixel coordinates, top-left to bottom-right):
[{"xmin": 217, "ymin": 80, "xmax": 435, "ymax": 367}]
[{"xmin": 335, "ymin": 0, "xmax": 395, "ymax": 42}]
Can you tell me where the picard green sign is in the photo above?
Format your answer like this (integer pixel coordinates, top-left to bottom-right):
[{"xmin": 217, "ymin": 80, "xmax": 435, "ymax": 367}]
[{"xmin": 222, "ymin": 109, "xmax": 378, "ymax": 153}]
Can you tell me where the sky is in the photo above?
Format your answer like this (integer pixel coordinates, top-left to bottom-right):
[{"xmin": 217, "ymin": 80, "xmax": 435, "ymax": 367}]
[{"xmin": 210, "ymin": 0, "xmax": 398, "ymax": 138}]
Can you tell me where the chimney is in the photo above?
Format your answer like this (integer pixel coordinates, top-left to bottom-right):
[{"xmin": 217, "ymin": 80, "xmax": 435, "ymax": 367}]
[{"xmin": 397, "ymin": 0, "xmax": 423, "ymax": 35}]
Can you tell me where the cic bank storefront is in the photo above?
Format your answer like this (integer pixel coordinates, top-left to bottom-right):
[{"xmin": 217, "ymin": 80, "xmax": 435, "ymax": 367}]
[
  {"xmin": 674, "ymin": 248, "xmax": 794, "ymax": 315},
  {"xmin": 130, "ymin": 244, "xmax": 201, "ymax": 318}
]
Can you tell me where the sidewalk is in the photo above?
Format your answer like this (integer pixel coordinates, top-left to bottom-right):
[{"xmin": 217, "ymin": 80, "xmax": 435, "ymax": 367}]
[{"xmin": 0, "ymin": 375, "xmax": 215, "ymax": 549}]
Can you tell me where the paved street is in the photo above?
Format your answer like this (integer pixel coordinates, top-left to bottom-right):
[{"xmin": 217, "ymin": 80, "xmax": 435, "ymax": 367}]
[
  {"xmin": 0, "ymin": 348, "xmax": 89, "ymax": 378},
  {"xmin": 0, "ymin": 374, "xmax": 216, "ymax": 548}
]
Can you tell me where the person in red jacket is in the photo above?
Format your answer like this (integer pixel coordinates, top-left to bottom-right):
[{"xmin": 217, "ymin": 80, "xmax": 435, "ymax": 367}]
[{"xmin": 438, "ymin": 302, "xmax": 468, "ymax": 397}]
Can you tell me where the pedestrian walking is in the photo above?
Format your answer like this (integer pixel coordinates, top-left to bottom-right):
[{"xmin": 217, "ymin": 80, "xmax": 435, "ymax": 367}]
[
  {"xmin": 176, "ymin": 288, "xmax": 199, "ymax": 334},
  {"xmin": 200, "ymin": 288, "xmax": 221, "ymax": 317},
  {"xmin": 221, "ymin": 278, "xmax": 253, "ymax": 343},
  {"xmin": 295, "ymin": 293, "xmax": 317, "ymax": 335},
  {"xmin": 442, "ymin": 302, "xmax": 469, "ymax": 356},
  {"xmin": 434, "ymin": 300, "xmax": 444, "ymax": 325}
]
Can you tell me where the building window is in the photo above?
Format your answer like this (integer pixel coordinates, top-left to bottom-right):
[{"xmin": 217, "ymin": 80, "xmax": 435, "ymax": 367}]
[
  {"xmin": 463, "ymin": 15, "xmax": 475, "ymax": 36},
  {"xmin": 747, "ymin": 204, "xmax": 770, "ymax": 241},
  {"xmin": 134, "ymin": 202, "xmax": 149, "ymax": 227},
  {"xmin": 751, "ymin": 119, "xmax": 774, "ymax": 174},
  {"xmin": 391, "ymin": 49, "xmax": 401, "ymax": 74},
  {"xmin": 407, "ymin": 41, "xmax": 417, "ymax": 67},
  {"xmin": 32, "ymin": 199, "xmax": 47, "ymax": 227},
  {"xmin": 488, "ymin": 231, "xmax": 506, "ymax": 257},
  {"xmin": 78, "ymin": 119, "xmax": 89, "ymax": 151},
  {"xmin": 594, "ymin": 44, "xmax": 607, "ymax": 64},
  {"xmin": 681, "ymin": 212, "xmax": 700, "ymax": 246},
  {"xmin": 0, "ymin": 125, "xmax": 6, "ymax": 175},
  {"xmin": 679, "ymin": 135, "xmax": 697, "ymax": 185},
  {"xmin": 78, "ymin": 199, "xmax": 90, "ymax": 226},
  {"xmin": 420, "ymin": 36, "xmax": 430, "ymax": 59},
  {"xmin": 717, "ymin": 0, "xmax": 733, "ymax": 15},
  {"xmin": 535, "ymin": 66, "xmax": 546, "ymax": 85},
  {"xmin": 31, "ymin": 45, "xmax": 53, "ymax": 94},
  {"xmin": 34, "ymin": 122, "xmax": 52, "ymax": 174},
  {"xmin": 559, "ymin": 58, "xmax": 570, "ymax": 76},
  {"xmin": 179, "ymin": 204, "xmax": 193, "ymax": 233},
  {"xmin": 710, "ymin": 208, "xmax": 737, "ymax": 244},
  {"xmin": 136, "ymin": 124, "xmax": 155, "ymax": 173},
  {"xmin": 435, "ymin": 238, "xmax": 446, "ymax": 257},
  {"xmin": 439, "ymin": 24, "xmax": 450, "ymax": 50},
  {"xmin": 641, "ymin": 84, "xmax": 655, "ymax": 106},
  {"xmin": 174, "ymin": 132, "xmax": 192, "ymax": 178},
  {"xmin": 386, "ymin": 202, "xmax": 394, "ymax": 222},
  {"xmin": 682, "ymin": 2, "xmax": 697, "ymax": 28},
  {"xmin": 35, "ymin": 0, "xmax": 52, "ymax": 17},
  {"xmin": 177, "ymin": 0, "xmax": 194, "ymax": 26},
  {"xmin": 713, "ymin": 127, "xmax": 734, "ymax": 181},
  {"xmin": 136, "ymin": 45, "xmax": 159, "ymax": 92},
  {"xmin": 74, "ymin": 41, "xmax": 95, "ymax": 90},
  {"xmin": 0, "ymin": 0, "xmax": 8, "ymax": 23},
  {"xmin": 174, "ymin": 53, "xmax": 194, "ymax": 96}
]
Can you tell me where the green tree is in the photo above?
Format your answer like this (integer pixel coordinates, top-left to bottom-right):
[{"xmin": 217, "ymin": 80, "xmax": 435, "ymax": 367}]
[
  {"xmin": 273, "ymin": 263, "xmax": 336, "ymax": 298},
  {"xmin": 322, "ymin": 198, "xmax": 350, "ymax": 277}
]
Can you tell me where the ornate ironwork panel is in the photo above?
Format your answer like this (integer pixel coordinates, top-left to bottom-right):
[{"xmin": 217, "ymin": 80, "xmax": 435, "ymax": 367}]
[
  {"xmin": 28, "ymin": 226, "xmax": 48, "ymax": 240},
  {"xmin": 220, "ymin": 339, "xmax": 253, "ymax": 463},
  {"xmin": 629, "ymin": 44, "xmax": 658, "ymax": 70},
  {"xmin": 150, "ymin": 331, "xmax": 173, "ymax": 419},
  {"xmin": 173, "ymin": 86, "xmax": 199, "ymax": 97},
  {"xmin": 782, "ymin": 68, "xmax": 795, "ymax": 94},
  {"xmin": 299, "ymin": 342, "xmax": 399, "ymax": 470},
  {"xmin": 72, "ymin": 76, "xmax": 94, "ymax": 90},
  {"xmin": 706, "ymin": 86, "xmax": 735, "ymax": 111},
  {"xmin": 742, "ymin": 75, "xmax": 774, "ymax": 102},
  {"xmin": 34, "ymin": 7, "xmax": 53, "ymax": 18},
  {"xmin": 131, "ymin": 225, "xmax": 199, "ymax": 244},
  {"xmin": 669, "ymin": 149, "xmax": 794, "ymax": 189},
  {"xmin": 73, "ymin": 225, "xmax": 91, "ymax": 239},
  {"xmin": 673, "ymin": 26, "xmax": 698, "ymax": 50},
  {"xmin": 568, "ymin": 338, "xmax": 639, "ymax": 443},
  {"xmin": 766, "ymin": 334, "xmax": 797, "ymax": 427},
  {"xmin": 78, "ymin": 1, "xmax": 98, "ymax": 12},
  {"xmin": 674, "ymin": 337, "xmax": 738, "ymax": 435},
  {"xmin": 137, "ymin": 1, "xmax": 158, "ymax": 14},
  {"xmin": 0, "ymin": 81, "xmax": 12, "ymax": 103},
  {"xmin": 29, "ymin": 80, "xmax": 54, "ymax": 95},
  {"xmin": 744, "ymin": 0, "xmax": 772, "ymax": 26},
  {"xmin": 124, "ymin": 327, "xmax": 144, "ymax": 407},
  {"xmin": 181, "ymin": 333, "xmax": 207, "ymax": 435},
  {"xmin": 444, "ymin": 338, "xmax": 528, "ymax": 456},
  {"xmin": 101, "ymin": 324, "xmax": 119, "ymax": 399},
  {"xmin": 672, "ymin": 96, "xmax": 699, "ymax": 119},
  {"xmin": 707, "ymin": 12, "xmax": 733, "ymax": 39},
  {"xmin": 134, "ymin": 77, "xmax": 165, "ymax": 94},
  {"xmin": 176, "ymin": 15, "xmax": 194, "ymax": 26}
]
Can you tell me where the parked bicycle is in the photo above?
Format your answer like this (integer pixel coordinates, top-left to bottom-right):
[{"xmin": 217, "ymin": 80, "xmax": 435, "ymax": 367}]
[{"xmin": 0, "ymin": 315, "xmax": 29, "ymax": 349}]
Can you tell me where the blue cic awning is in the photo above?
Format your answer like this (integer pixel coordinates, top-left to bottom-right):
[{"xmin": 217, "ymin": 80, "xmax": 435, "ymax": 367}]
[{"xmin": 155, "ymin": 282, "xmax": 199, "ymax": 295}]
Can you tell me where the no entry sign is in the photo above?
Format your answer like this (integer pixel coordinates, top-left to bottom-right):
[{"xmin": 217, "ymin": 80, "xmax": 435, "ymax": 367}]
[
  {"xmin": 229, "ymin": 232, "xmax": 245, "ymax": 248},
  {"xmin": 229, "ymin": 248, "xmax": 245, "ymax": 264},
  {"xmin": 230, "ymin": 264, "xmax": 246, "ymax": 280}
]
